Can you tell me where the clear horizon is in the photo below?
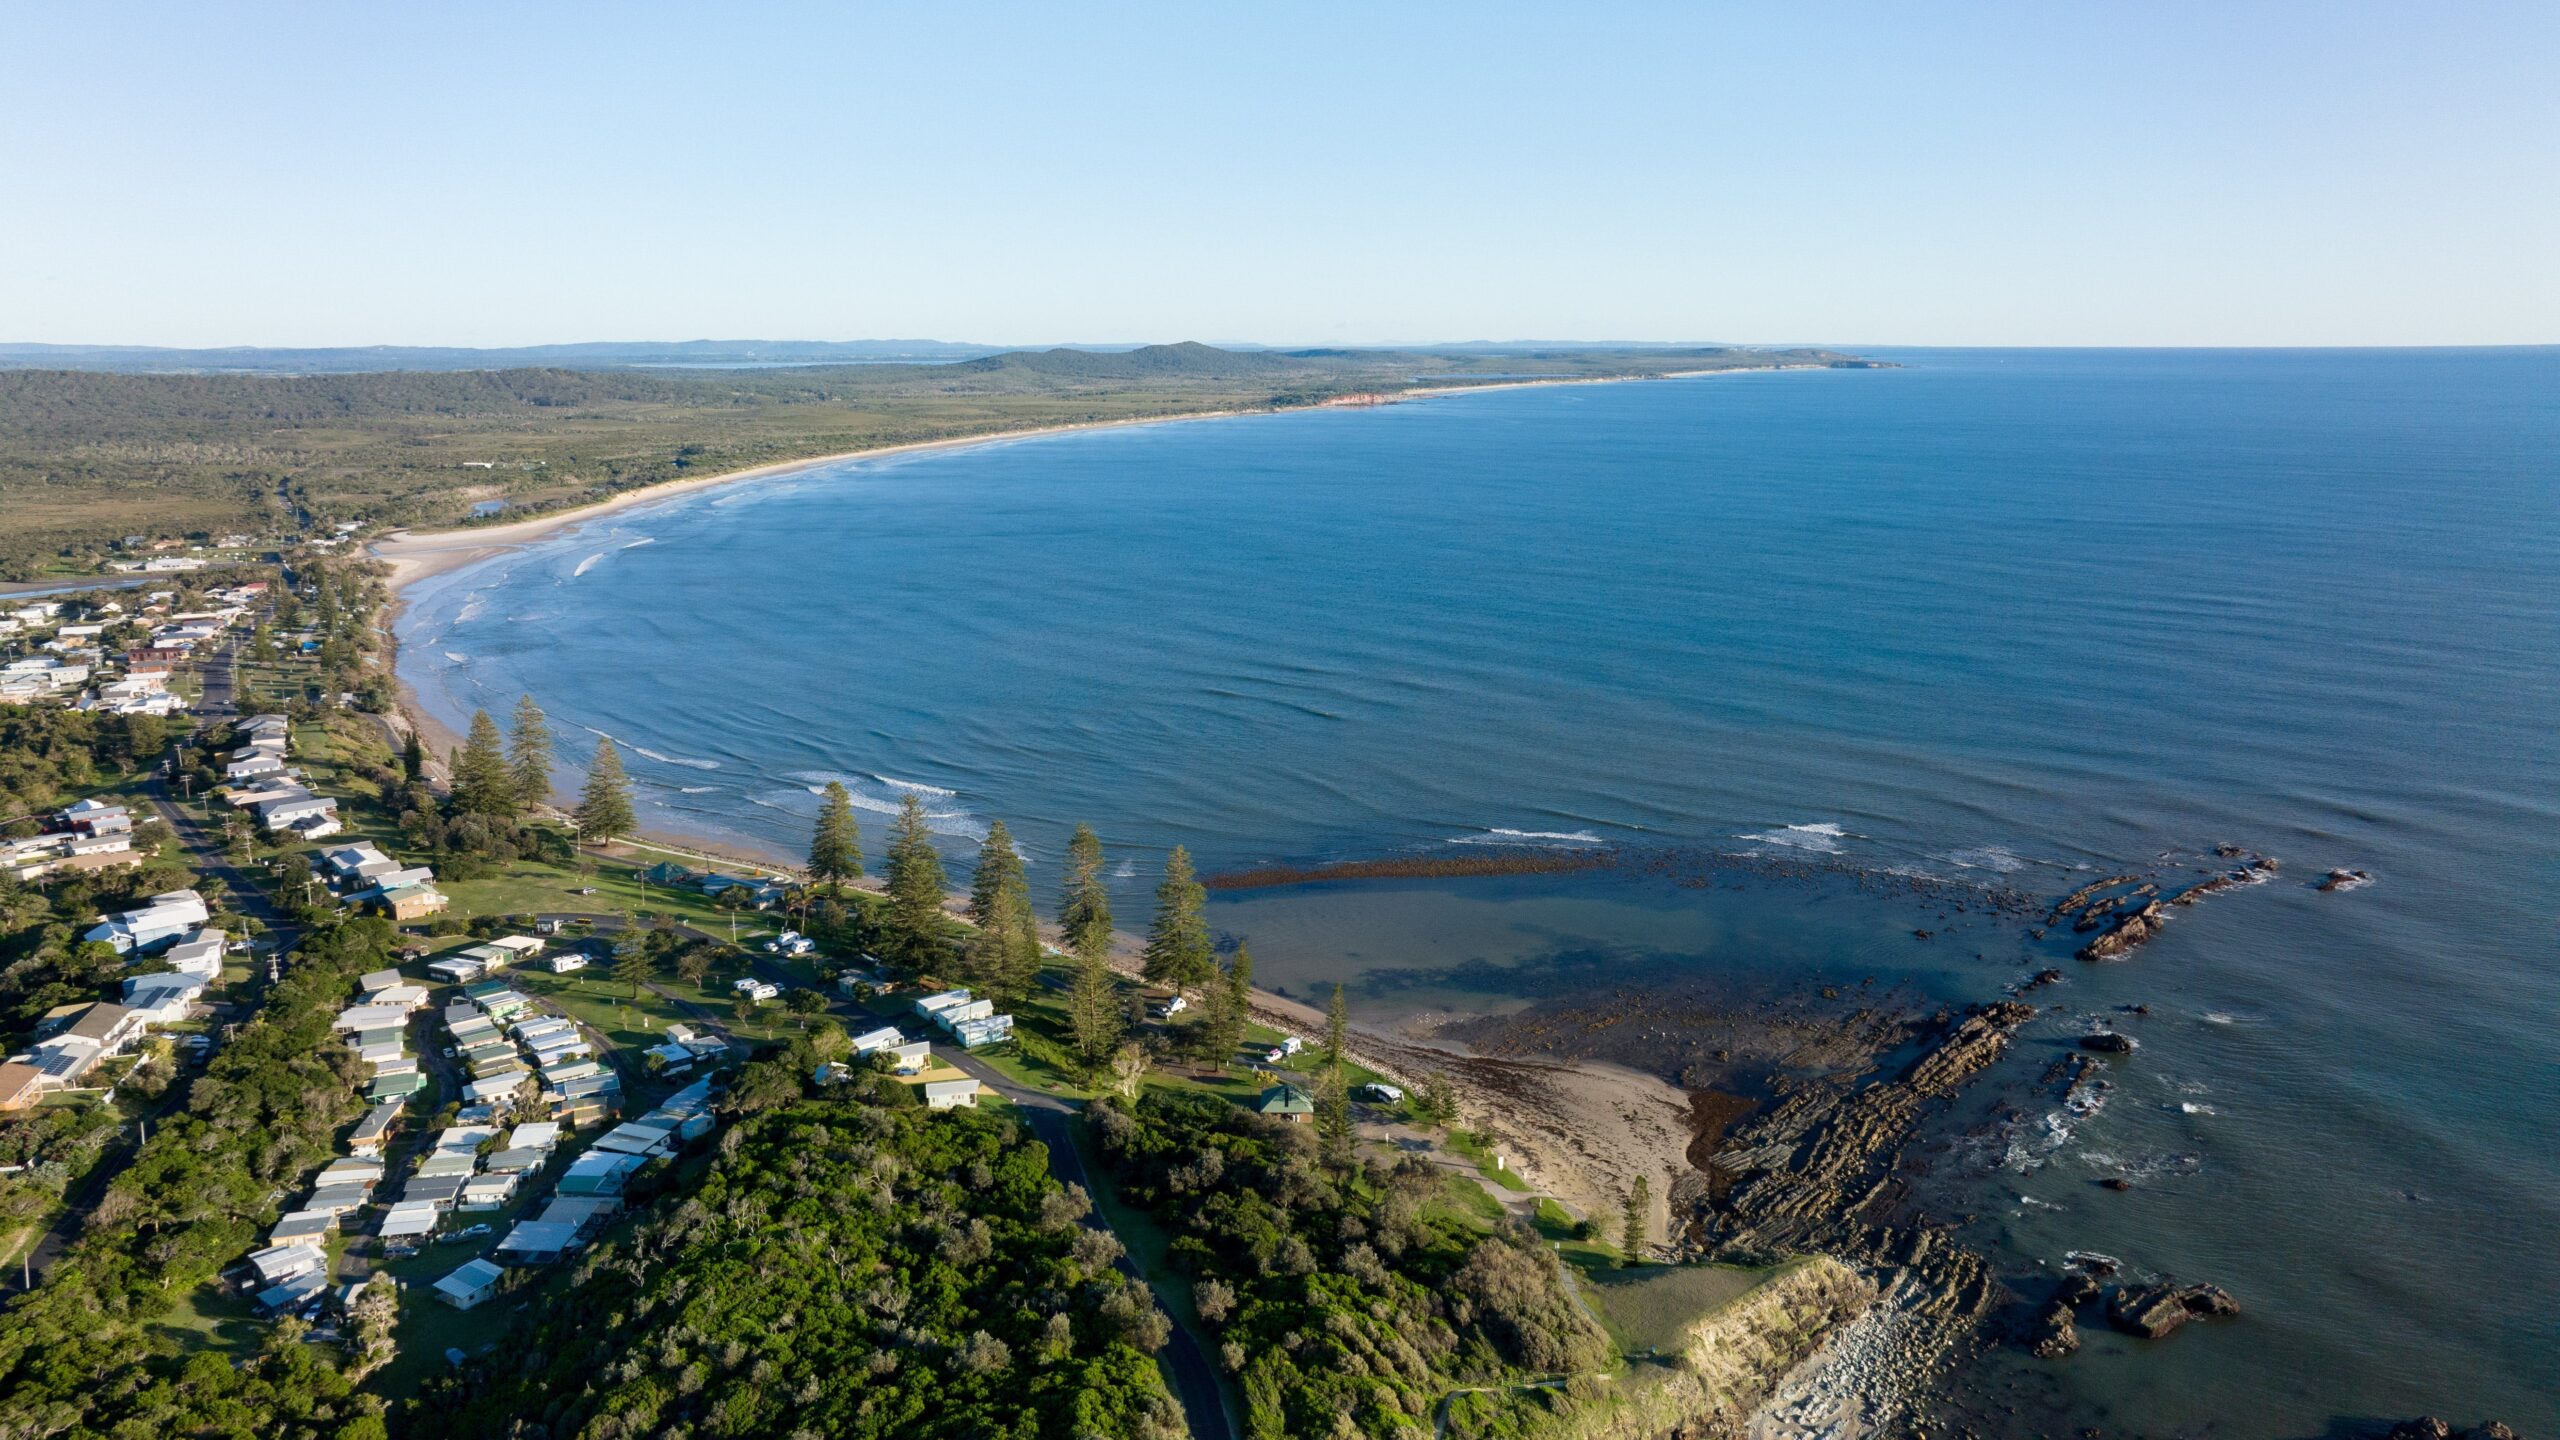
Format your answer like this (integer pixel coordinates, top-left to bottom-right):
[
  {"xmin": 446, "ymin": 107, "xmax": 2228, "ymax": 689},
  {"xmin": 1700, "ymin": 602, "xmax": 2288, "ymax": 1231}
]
[{"xmin": 6, "ymin": 3, "xmax": 2555, "ymax": 348}]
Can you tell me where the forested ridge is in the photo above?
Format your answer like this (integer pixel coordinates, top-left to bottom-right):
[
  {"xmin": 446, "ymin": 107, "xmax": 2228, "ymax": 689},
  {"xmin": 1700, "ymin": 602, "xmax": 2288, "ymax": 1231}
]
[{"xmin": 413, "ymin": 1101, "xmax": 1184, "ymax": 1440}]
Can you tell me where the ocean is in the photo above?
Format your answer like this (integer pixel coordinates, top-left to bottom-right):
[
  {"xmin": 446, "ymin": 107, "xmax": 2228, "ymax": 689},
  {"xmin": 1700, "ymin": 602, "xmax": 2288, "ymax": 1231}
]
[{"xmin": 396, "ymin": 348, "xmax": 2560, "ymax": 1434}]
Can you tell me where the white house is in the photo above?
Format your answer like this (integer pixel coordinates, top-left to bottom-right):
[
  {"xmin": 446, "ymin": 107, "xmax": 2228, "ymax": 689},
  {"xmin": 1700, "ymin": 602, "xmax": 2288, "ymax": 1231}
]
[
  {"xmin": 923, "ymin": 1079, "xmax": 980, "ymax": 1110},
  {"xmin": 912, "ymin": 989, "xmax": 973, "ymax": 1021},
  {"xmin": 121, "ymin": 970, "xmax": 208, "ymax": 1025},
  {"xmin": 86, "ymin": 891, "xmax": 209, "ymax": 953},
  {"xmin": 848, "ymin": 1026, "xmax": 905, "ymax": 1055},
  {"xmin": 163, "ymin": 929, "xmax": 227, "ymax": 979},
  {"xmin": 433, "ymin": 1257, "xmax": 505, "ymax": 1310}
]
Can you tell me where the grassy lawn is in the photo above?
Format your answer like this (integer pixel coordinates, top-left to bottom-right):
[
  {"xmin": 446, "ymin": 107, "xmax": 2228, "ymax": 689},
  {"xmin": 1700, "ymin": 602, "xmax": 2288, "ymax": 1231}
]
[
  {"xmin": 1442, "ymin": 1126, "xmax": 1536, "ymax": 1192},
  {"xmin": 1572, "ymin": 1260, "xmax": 1791, "ymax": 1357}
]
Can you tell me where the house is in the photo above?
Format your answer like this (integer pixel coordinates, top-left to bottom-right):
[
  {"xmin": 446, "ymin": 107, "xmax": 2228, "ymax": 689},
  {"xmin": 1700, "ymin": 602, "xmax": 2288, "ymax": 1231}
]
[
  {"xmin": 62, "ymin": 798, "xmax": 131, "ymax": 836},
  {"xmin": 334, "ymin": 1003, "xmax": 413, "ymax": 1033},
  {"xmin": 162, "ymin": 929, "xmax": 227, "ymax": 978},
  {"xmin": 507, "ymin": 1120, "xmax": 561, "ymax": 1152},
  {"xmin": 51, "ymin": 1001, "xmax": 148, "ymax": 1057},
  {"xmin": 935, "ymin": 997, "xmax": 995, "ymax": 1030},
  {"xmin": 848, "ymin": 1025, "xmax": 905, "ymax": 1055},
  {"xmin": 638, "ymin": 861, "xmax": 694, "ymax": 886},
  {"xmin": 922, "ymin": 1079, "xmax": 981, "ymax": 1110},
  {"xmin": 1256, "ymin": 1084, "xmax": 1315, "ymax": 1123},
  {"xmin": 885, "ymin": 1039, "xmax": 933, "ymax": 1073},
  {"xmin": 245, "ymin": 1245, "xmax": 330, "ymax": 1292},
  {"xmin": 269, "ymin": 1210, "xmax": 336, "ymax": 1243},
  {"xmin": 224, "ymin": 753, "xmax": 285, "ymax": 782},
  {"xmin": 433, "ymin": 1258, "xmax": 506, "ymax": 1310},
  {"xmin": 912, "ymin": 989, "xmax": 973, "ymax": 1022},
  {"xmin": 696, "ymin": 873, "xmax": 786, "ymax": 908},
  {"xmin": 357, "ymin": 967, "xmax": 404, "ymax": 994},
  {"xmin": 254, "ymin": 792, "xmax": 338, "ymax": 832},
  {"xmin": 951, "ymin": 1014, "xmax": 1014, "ymax": 1049},
  {"xmin": 348, "ymin": 1104, "xmax": 403, "ymax": 1156},
  {"xmin": 376, "ymin": 883, "xmax": 449, "ymax": 922},
  {"xmin": 121, "ymin": 970, "xmax": 208, "ymax": 1025},
  {"xmin": 591, "ymin": 1121, "xmax": 676, "ymax": 1158},
  {"xmin": 1147, "ymin": 994, "xmax": 1188, "ymax": 1020},
  {"xmin": 556, "ymin": 1150, "xmax": 647, "ymax": 1197},
  {"xmin": 85, "ymin": 891, "xmax": 208, "ymax": 953},
  {"xmin": 324, "ymin": 844, "xmax": 397, "ymax": 883},
  {"xmin": 487, "ymin": 935, "xmax": 544, "ymax": 963},
  {"xmin": 426, "ymin": 955, "xmax": 488, "ymax": 985},
  {"xmin": 378, "ymin": 1203, "xmax": 440, "ymax": 1241},
  {"xmin": 0, "ymin": 1062, "xmax": 42, "ymax": 1112},
  {"xmin": 495, "ymin": 1220, "xmax": 582, "ymax": 1264}
]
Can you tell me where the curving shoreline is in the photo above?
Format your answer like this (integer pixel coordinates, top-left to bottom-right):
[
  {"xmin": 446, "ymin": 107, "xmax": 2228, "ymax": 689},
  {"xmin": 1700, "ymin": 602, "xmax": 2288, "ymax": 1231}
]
[{"xmin": 368, "ymin": 363, "xmax": 1818, "ymax": 596}]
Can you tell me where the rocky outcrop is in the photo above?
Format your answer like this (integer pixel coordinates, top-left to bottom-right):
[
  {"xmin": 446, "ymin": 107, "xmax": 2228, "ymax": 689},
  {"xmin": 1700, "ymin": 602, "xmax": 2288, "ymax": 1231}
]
[
  {"xmin": 2319, "ymin": 868, "xmax": 2375, "ymax": 892},
  {"xmin": 2076, "ymin": 900, "xmax": 2165, "ymax": 961},
  {"xmin": 1529, "ymin": 1258, "xmax": 1874, "ymax": 1440},
  {"xmin": 2385, "ymin": 1421, "xmax": 2523, "ymax": 1440},
  {"xmin": 2028, "ymin": 1299, "xmax": 2079, "ymax": 1358},
  {"xmin": 2105, "ymin": 1280, "xmax": 2240, "ymax": 1339},
  {"xmin": 2079, "ymin": 1032, "xmax": 2137, "ymax": 1055}
]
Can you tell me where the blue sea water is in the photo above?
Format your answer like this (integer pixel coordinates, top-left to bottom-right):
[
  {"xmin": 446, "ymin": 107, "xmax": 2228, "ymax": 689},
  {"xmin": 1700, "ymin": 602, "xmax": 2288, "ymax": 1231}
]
[{"xmin": 398, "ymin": 349, "xmax": 2560, "ymax": 1434}]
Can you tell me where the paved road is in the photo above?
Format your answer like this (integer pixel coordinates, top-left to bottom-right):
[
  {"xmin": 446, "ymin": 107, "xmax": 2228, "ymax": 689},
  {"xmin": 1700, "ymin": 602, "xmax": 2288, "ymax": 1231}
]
[{"xmin": 935, "ymin": 1047, "xmax": 1238, "ymax": 1440}]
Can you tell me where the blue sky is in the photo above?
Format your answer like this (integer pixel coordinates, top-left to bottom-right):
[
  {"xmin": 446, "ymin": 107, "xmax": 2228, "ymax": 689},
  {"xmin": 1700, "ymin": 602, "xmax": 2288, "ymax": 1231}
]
[{"xmin": 5, "ymin": 4, "xmax": 2554, "ymax": 347}]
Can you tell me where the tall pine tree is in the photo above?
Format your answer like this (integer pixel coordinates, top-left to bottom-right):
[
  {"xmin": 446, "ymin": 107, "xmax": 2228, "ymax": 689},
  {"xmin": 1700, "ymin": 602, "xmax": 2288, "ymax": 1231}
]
[
  {"xmin": 1323, "ymin": 983, "xmax": 1350, "ymax": 1071},
  {"xmin": 1193, "ymin": 943, "xmax": 1252, "ymax": 1070},
  {"xmin": 574, "ymin": 737, "xmax": 635, "ymax": 840},
  {"xmin": 452, "ymin": 709, "xmax": 517, "ymax": 818},
  {"xmin": 1141, "ymin": 846, "xmax": 1212, "ymax": 988},
  {"xmin": 1621, "ymin": 1174, "xmax": 1651, "ymax": 1265},
  {"xmin": 1058, "ymin": 823, "xmax": 1113, "ymax": 962},
  {"xmin": 967, "ymin": 821, "xmax": 1026, "ymax": 928},
  {"xmin": 401, "ymin": 730, "xmax": 427, "ymax": 784},
  {"xmin": 808, "ymin": 781, "xmax": 863, "ymax": 890},
  {"xmin": 961, "ymin": 822, "xmax": 1039, "ymax": 1008},
  {"xmin": 1068, "ymin": 942, "xmax": 1124, "ymax": 1073},
  {"xmin": 507, "ymin": 695, "xmax": 554, "ymax": 809},
  {"xmin": 882, "ymin": 792, "xmax": 949, "ymax": 966}
]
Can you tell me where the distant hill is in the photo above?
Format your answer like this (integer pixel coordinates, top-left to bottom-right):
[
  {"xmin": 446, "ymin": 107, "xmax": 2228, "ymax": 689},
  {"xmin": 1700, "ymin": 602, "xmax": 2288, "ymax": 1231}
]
[{"xmin": 0, "ymin": 338, "xmax": 1005, "ymax": 375}]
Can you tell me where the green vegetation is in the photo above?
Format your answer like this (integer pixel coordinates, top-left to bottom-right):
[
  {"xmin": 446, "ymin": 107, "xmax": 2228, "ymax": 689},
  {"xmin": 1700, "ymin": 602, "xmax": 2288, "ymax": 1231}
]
[
  {"xmin": 1141, "ymin": 846, "xmax": 1211, "ymax": 988},
  {"xmin": 807, "ymin": 778, "xmax": 862, "ymax": 888},
  {"xmin": 569, "ymin": 736, "xmax": 633, "ymax": 840},
  {"xmin": 958, "ymin": 821, "xmax": 1039, "ymax": 1010},
  {"xmin": 881, "ymin": 791, "xmax": 949, "ymax": 964},
  {"xmin": 1091, "ymin": 1087, "xmax": 1612, "ymax": 1440},
  {"xmin": 0, "ymin": 917, "xmax": 405, "ymax": 1439},
  {"xmin": 413, "ymin": 1102, "xmax": 1184, "ymax": 1440},
  {"xmin": 0, "ymin": 344, "xmax": 1863, "ymax": 573}
]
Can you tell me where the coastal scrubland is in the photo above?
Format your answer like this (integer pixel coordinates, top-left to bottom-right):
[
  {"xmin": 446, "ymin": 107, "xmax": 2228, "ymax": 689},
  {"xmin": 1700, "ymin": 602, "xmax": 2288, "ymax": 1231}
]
[{"xmin": 0, "ymin": 343, "xmax": 1865, "ymax": 574}]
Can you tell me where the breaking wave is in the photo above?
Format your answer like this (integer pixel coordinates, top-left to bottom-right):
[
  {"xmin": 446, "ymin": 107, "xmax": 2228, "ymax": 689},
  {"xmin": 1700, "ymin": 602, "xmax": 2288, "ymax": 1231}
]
[
  {"xmin": 632, "ymin": 746, "xmax": 720, "ymax": 771},
  {"xmin": 1736, "ymin": 820, "xmax": 1848, "ymax": 854},
  {"xmin": 1447, "ymin": 827, "xmax": 1605, "ymax": 847},
  {"xmin": 571, "ymin": 552, "xmax": 606, "ymax": 577}
]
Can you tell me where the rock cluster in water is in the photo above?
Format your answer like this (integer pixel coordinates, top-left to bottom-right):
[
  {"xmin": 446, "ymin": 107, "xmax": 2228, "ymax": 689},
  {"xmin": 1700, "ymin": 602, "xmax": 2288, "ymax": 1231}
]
[{"xmin": 2104, "ymin": 1279, "xmax": 2241, "ymax": 1339}]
